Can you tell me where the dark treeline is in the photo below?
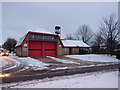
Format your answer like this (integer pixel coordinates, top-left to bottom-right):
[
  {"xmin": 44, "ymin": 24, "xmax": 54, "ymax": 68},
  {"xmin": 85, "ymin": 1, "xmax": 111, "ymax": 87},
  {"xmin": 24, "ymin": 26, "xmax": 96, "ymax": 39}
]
[{"xmin": 2, "ymin": 38, "xmax": 17, "ymax": 52}]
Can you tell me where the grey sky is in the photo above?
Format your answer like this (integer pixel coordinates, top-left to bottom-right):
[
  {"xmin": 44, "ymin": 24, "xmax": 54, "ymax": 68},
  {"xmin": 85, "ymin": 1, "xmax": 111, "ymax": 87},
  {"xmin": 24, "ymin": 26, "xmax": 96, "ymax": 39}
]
[{"xmin": 2, "ymin": 2, "xmax": 118, "ymax": 44}]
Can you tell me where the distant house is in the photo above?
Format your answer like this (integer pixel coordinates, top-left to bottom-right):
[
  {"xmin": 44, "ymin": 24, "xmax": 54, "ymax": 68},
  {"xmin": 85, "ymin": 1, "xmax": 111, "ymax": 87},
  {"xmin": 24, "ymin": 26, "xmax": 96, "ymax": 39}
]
[
  {"xmin": 16, "ymin": 29, "xmax": 90, "ymax": 57},
  {"xmin": 61, "ymin": 40, "xmax": 90, "ymax": 55}
]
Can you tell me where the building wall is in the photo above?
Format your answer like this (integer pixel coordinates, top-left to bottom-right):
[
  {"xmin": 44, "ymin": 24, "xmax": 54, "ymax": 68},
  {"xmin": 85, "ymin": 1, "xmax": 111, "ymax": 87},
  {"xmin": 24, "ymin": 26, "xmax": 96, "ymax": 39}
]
[
  {"xmin": 16, "ymin": 47, "xmax": 21, "ymax": 56},
  {"xmin": 63, "ymin": 48, "xmax": 69, "ymax": 55},
  {"xmin": 57, "ymin": 39, "xmax": 80, "ymax": 55},
  {"xmin": 21, "ymin": 39, "xmax": 28, "ymax": 57},
  {"xmin": 57, "ymin": 39, "xmax": 69, "ymax": 55},
  {"xmin": 16, "ymin": 38, "xmax": 29, "ymax": 57},
  {"xmin": 57, "ymin": 39, "xmax": 63, "ymax": 55},
  {"xmin": 71, "ymin": 48, "xmax": 79, "ymax": 54},
  {"xmin": 21, "ymin": 46, "xmax": 28, "ymax": 56},
  {"xmin": 62, "ymin": 48, "xmax": 80, "ymax": 55}
]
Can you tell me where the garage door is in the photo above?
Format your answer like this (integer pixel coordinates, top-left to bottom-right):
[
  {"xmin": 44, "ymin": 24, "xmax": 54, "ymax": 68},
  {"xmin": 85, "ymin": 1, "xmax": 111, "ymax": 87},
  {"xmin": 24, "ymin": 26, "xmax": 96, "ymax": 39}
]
[
  {"xmin": 28, "ymin": 41, "xmax": 57, "ymax": 56},
  {"xmin": 44, "ymin": 42, "xmax": 57, "ymax": 56},
  {"xmin": 29, "ymin": 41, "xmax": 42, "ymax": 56}
]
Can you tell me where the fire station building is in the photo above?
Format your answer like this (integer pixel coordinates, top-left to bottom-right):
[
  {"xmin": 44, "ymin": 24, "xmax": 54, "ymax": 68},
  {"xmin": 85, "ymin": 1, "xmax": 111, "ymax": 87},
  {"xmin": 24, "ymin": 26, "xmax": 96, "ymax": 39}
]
[{"xmin": 16, "ymin": 29, "xmax": 90, "ymax": 57}]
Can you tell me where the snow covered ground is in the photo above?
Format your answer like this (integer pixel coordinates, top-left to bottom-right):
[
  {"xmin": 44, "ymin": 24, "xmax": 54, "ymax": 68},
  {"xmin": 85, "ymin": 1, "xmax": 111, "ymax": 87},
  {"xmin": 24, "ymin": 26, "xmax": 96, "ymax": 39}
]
[
  {"xmin": 6, "ymin": 70, "xmax": 118, "ymax": 88},
  {"xmin": 1, "ymin": 56, "xmax": 50, "ymax": 72},
  {"xmin": 1, "ymin": 54, "xmax": 119, "ymax": 72},
  {"xmin": 1, "ymin": 54, "xmax": 119, "ymax": 88},
  {"xmin": 66, "ymin": 54, "xmax": 119, "ymax": 63},
  {"xmin": 47, "ymin": 56, "xmax": 80, "ymax": 64},
  {"xmin": 15, "ymin": 57, "xmax": 50, "ymax": 70}
]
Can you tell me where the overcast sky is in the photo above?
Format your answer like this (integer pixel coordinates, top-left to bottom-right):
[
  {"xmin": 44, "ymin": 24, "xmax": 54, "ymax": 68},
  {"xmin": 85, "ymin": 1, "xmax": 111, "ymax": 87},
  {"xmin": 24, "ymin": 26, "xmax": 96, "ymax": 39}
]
[{"xmin": 1, "ymin": 2, "xmax": 118, "ymax": 44}]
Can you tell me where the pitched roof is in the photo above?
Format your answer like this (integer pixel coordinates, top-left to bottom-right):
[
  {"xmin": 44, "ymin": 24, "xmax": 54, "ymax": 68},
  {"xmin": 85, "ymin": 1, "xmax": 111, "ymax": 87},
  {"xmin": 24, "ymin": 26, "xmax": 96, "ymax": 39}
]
[
  {"xmin": 16, "ymin": 34, "xmax": 27, "ymax": 47},
  {"xmin": 16, "ymin": 28, "xmax": 56, "ymax": 47},
  {"xmin": 16, "ymin": 28, "xmax": 90, "ymax": 48},
  {"xmin": 61, "ymin": 40, "xmax": 90, "ymax": 48},
  {"xmin": 29, "ymin": 28, "xmax": 56, "ymax": 35}
]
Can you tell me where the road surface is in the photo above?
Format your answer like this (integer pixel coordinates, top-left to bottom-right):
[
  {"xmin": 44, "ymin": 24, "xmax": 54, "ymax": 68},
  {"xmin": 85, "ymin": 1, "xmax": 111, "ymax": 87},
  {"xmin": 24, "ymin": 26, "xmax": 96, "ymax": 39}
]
[{"xmin": 0, "ymin": 56, "xmax": 119, "ymax": 83}]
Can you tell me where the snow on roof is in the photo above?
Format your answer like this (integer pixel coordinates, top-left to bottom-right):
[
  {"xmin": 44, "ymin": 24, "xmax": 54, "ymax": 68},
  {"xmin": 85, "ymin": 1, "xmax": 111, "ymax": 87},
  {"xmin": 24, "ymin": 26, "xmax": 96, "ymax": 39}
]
[
  {"xmin": 16, "ymin": 28, "xmax": 56, "ymax": 47},
  {"xmin": 29, "ymin": 28, "xmax": 56, "ymax": 35},
  {"xmin": 16, "ymin": 34, "xmax": 27, "ymax": 47},
  {"xmin": 61, "ymin": 40, "xmax": 90, "ymax": 47}
]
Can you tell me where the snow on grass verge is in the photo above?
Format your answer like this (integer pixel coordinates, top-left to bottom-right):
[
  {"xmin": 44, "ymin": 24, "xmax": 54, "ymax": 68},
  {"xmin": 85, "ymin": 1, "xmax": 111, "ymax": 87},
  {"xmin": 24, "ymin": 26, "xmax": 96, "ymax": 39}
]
[
  {"xmin": 9, "ymin": 70, "xmax": 118, "ymax": 88},
  {"xmin": 66, "ymin": 54, "xmax": 119, "ymax": 63},
  {"xmin": 47, "ymin": 56, "xmax": 80, "ymax": 65},
  {"xmin": 17, "ymin": 57, "xmax": 49, "ymax": 70}
]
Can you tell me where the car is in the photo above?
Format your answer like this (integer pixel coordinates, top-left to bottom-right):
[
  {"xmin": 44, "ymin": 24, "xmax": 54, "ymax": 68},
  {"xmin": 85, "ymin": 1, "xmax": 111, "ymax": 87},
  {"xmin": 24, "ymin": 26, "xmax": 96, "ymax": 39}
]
[{"xmin": 1, "ymin": 50, "xmax": 10, "ymax": 56}]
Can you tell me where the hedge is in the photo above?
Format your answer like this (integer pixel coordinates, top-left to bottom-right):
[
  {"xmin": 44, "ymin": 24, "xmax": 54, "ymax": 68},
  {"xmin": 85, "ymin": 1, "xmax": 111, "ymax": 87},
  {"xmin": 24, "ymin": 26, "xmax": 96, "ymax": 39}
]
[{"xmin": 116, "ymin": 50, "xmax": 120, "ymax": 60}]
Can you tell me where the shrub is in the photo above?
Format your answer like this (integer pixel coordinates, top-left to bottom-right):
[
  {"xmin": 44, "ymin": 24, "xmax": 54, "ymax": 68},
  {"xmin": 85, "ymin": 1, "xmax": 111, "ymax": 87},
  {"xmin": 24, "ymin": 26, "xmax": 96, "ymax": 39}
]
[{"xmin": 116, "ymin": 50, "xmax": 120, "ymax": 60}]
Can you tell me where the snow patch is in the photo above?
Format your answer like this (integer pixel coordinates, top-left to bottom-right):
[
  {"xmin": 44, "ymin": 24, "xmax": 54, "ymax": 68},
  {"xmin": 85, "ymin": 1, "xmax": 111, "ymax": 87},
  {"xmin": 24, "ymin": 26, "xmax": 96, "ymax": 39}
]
[
  {"xmin": 47, "ymin": 56, "xmax": 80, "ymax": 65},
  {"xmin": 66, "ymin": 54, "xmax": 119, "ymax": 63},
  {"xmin": 17, "ymin": 57, "xmax": 49, "ymax": 70},
  {"xmin": 16, "ymin": 34, "xmax": 27, "ymax": 47},
  {"xmin": 51, "ymin": 67, "xmax": 69, "ymax": 70},
  {"xmin": 62, "ymin": 40, "xmax": 90, "ymax": 47},
  {"xmin": 29, "ymin": 28, "xmax": 56, "ymax": 35}
]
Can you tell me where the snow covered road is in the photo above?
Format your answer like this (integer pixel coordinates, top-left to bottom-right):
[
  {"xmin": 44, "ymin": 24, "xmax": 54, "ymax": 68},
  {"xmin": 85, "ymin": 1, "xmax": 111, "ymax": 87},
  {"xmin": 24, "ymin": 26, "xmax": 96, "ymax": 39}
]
[
  {"xmin": 0, "ymin": 56, "xmax": 50, "ymax": 74},
  {"xmin": 0, "ymin": 56, "xmax": 22, "ymax": 73},
  {"xmin": 0, "ymin": 58, "xmax": 8, "ymax": 67}
]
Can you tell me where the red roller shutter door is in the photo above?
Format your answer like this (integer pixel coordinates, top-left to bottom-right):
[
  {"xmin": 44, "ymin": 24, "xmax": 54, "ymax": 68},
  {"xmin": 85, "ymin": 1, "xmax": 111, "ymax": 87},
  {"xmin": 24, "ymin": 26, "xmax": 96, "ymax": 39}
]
[
  {"xmin": 28, "ymin": 41, "xmax": 57, "ymax": 56},
  {"xmin": 29, "ymin": 41, "xmax": 42, "ymax": 56},
  {"xmin": 44, "ymin": 42, "xmax": 57, "ymax": 56}
]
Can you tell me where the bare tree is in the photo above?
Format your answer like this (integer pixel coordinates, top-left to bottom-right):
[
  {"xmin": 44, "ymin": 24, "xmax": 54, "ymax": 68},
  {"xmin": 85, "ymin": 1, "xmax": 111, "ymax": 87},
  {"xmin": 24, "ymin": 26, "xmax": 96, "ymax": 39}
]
[
  {"xmin": 2, "ymin": 38, "xmax": 17, "ymax": 52},
  {"xmin": 99, "ymin": 15, "xmax": 119, "ymax": 54},
  {"xmin": 64, "ymin": 33, "xmax": 75, "ymax": 40},
  {"xmin": 91, "ymin": 33, "xmax": 105, "ymax": 53},
  {"xmin": 75, "ymin": 25, "xmax": 94, "ymax": 44},
  {"xmin": 93, "ymin": 34, "xmax": 104, "ymax": 49}
]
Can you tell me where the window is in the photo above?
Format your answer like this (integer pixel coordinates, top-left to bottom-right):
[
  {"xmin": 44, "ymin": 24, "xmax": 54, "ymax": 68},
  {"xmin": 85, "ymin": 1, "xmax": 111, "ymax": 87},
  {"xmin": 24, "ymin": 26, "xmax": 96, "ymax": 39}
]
[
  {"xmin": 32, "ymin": 35, "xmax": 35, "ymax": 38},
  {"xmin": 29, "ymin": 34, "xmax": 57, "ymax": 42}
]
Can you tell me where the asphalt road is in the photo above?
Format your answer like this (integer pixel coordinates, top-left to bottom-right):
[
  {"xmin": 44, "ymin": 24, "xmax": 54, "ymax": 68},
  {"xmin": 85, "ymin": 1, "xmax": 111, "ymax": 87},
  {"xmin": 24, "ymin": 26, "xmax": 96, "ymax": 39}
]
[{"xmin": 1, "ymin": 63, "xmax": 119, "ymax": 83}]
